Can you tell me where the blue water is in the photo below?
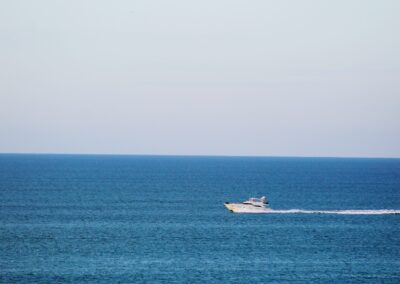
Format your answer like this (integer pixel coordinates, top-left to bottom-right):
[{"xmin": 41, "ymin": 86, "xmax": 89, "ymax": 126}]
[{"xmin": 1, "ymin": 154, "xmax": 399, "ymax": 283}]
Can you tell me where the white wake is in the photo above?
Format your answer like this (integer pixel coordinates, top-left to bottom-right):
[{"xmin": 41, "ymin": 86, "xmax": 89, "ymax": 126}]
[{"xmin": 267, "ymin": 209, "xmax": 400, "ymax": 215}]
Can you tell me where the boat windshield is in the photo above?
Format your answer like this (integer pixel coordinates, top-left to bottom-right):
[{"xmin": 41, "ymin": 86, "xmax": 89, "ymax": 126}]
[{"xmin": 245, "ymin": 196, "xmax": 267, "ymax": 204}]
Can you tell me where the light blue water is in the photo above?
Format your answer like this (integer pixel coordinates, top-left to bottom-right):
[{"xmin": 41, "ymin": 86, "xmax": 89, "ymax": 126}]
[{"xmin": 1, "ymin": 154, "xmax": 399, "ymax": 283}]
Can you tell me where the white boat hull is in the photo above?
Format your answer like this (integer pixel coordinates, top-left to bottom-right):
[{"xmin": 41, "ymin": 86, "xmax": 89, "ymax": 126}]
[{"xmin": 224, "ymin": 202, "xmax": 273, "ymax": 213}]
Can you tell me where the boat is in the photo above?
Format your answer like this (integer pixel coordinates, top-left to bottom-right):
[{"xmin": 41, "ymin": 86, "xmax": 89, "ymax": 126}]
[{"xmin": 224, "ymin": 196, "xmax": 272, "ymax": 213}]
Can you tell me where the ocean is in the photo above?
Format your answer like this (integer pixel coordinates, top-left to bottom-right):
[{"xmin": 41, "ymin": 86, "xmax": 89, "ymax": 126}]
[{"xmin": 1, "ymin": 154, "xmax": 399, "ymax": 283}]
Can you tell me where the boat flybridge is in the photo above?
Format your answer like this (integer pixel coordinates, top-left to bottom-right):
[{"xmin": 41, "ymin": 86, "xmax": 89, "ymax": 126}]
[{"xmin": 224, "ymin": 196, "xmax": 272, "ymax": 213}]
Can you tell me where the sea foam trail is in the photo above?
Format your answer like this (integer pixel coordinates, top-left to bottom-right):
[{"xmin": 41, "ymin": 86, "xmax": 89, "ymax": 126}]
[{"xmin": 268, "ymin": 209, "xmax": 400, "ymax": 215}]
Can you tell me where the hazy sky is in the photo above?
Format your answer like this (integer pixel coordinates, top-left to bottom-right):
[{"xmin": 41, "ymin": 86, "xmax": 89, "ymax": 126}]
[{"xmin": 1, "ymin": 0, "xmax": 399, "ymax": 157}]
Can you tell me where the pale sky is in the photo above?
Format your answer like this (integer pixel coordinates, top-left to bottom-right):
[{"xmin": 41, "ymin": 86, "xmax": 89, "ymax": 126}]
[{"xmin": 1, "ymin": 0, "xmax": 399, "ymax": 157}]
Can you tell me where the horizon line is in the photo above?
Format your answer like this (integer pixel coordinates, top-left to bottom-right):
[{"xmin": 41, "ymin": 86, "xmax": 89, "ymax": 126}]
[{"xmin": 0, "ymin": 152, "xmax": 399, "ymax": 159}]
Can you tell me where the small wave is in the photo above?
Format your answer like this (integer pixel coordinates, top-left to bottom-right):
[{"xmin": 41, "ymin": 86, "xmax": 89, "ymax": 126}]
[{"xmin": 269, "ymin": 209, "xmax": 400, "ymax": 215}]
